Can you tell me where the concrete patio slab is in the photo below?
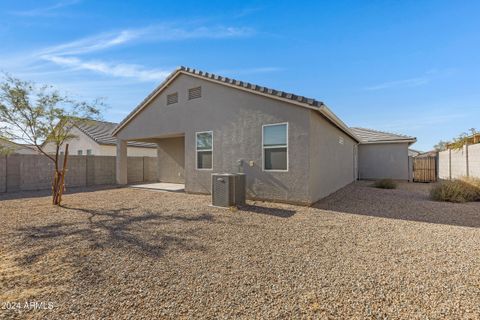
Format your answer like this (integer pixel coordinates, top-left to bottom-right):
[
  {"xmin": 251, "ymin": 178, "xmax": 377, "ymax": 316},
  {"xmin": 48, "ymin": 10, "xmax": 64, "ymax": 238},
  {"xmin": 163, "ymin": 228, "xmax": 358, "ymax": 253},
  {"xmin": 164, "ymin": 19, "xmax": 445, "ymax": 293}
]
[{"xmin": 129, "ymin": 182, "xmax": 185, "ymax": 192}]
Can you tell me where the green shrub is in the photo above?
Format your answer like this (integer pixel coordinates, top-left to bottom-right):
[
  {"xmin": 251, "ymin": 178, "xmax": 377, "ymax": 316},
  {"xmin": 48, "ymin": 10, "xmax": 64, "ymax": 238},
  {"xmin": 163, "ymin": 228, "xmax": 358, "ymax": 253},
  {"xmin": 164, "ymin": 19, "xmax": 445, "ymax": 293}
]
[
  {"xmin": 430, "ymin": 178, "xmax": 480, "ymax": 203},
  {"xmin": 373, "ymin": 179, "xmax": 397, "ymax": 189}
]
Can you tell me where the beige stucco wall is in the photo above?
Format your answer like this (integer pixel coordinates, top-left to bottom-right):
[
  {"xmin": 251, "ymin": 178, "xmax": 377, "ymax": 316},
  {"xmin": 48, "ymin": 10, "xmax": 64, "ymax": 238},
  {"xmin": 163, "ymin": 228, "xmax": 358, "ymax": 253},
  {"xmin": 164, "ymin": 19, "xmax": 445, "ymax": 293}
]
[
  {"xmin": 309, "ymin": 111, "xmax": 357, "ymax": 203},
  {"xmin": 43, "ymin": 126, "xmax": 101, "ymax": 155},
  {"xmin": 358, "ymin": 143, "xmax": 410, "ymax": 180},
  {"xmin": 116, "ymin": 73, "xmax": 317, "ymax": 204},
  {"xmin": 43, "ymin": 126, "xmax": 156, "ymax": 157},
  {"xmin": 156, "ymin": 137, "xmax": 185, "ymax": 183}
]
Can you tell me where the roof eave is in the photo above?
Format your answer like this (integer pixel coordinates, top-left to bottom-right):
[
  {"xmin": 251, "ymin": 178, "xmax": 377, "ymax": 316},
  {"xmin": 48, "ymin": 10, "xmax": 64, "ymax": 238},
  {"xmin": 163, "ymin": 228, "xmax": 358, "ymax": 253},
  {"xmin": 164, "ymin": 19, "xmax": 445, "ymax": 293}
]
[
  {"xmin": 359, "ymin": 138, "xmax": 417, "ymax": 145},
  {"xmin": 97, "ymin": 141, "xmax": 157, "ymax": 148},
  {"xmin": 318, "ymin": 105, "xmax": 360, "ymax": 142}
]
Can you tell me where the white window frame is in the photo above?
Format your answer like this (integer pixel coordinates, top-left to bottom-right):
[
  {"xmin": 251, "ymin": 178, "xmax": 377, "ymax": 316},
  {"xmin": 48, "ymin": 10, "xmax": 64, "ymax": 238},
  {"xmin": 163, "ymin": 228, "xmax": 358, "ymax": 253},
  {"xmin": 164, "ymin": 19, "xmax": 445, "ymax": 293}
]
[
  {"xmin": 195, "ymin": 130, "xmax": 213, "ymax": 170},
  {"xmin": 262, "ymin": 122, "xmax": 289, "ymax": 172}
]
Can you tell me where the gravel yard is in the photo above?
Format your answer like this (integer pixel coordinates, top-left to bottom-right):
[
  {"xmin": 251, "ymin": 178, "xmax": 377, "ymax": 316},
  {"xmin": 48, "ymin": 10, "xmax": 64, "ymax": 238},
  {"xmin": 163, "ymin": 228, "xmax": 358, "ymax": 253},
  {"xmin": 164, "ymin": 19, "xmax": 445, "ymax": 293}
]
[{"xmin": 1, "ymin": 182, "xmax": 480, "ymax": 319}]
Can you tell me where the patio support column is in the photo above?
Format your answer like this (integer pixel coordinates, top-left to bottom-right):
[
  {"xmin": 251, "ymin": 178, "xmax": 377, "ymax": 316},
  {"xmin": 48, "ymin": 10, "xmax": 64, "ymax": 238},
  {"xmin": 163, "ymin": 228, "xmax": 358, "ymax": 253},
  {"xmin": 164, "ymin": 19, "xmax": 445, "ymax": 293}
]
[{"xmin": 116, "ymin": 139, "xmax": 128, "ymax": 185}]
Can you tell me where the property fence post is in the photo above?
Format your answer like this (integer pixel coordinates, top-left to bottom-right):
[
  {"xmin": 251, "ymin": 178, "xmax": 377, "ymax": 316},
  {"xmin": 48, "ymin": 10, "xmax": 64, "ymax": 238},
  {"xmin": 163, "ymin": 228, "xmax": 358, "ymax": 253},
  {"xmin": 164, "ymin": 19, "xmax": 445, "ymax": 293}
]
[
  {"xmin": 448, "ymin": 149, "xmax": 452, "ymax": 180},
  {"xmin": 116, "ymin": 140, "xmax": 128, "ymax": 185},
  {"xmin": 465, "ymin": 143, "xmax": 470, "ymax": 178}
]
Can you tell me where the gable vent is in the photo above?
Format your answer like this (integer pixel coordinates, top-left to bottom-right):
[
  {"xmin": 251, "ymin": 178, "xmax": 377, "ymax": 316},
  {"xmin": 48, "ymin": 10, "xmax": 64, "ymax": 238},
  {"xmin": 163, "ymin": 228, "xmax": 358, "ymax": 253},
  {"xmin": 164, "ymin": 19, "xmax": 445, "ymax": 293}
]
[
  {"xmin": 188, "ymin": 86, "xmax": 202, "ymax": 100},
  {"xmin": 167, "ymin": 92, "xmax": 178, "ymax": 105}
]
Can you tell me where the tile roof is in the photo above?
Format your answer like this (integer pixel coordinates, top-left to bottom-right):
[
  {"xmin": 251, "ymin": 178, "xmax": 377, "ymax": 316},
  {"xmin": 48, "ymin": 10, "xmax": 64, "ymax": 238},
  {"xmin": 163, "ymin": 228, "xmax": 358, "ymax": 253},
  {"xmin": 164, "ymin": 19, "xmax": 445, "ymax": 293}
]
[
  {"xmin": 76, "ymin": 120, "xmax": 156, "ymax": 148},
  {"xmin": 350, "ymin": 127, "xmax": 416, "ymax": 144}
]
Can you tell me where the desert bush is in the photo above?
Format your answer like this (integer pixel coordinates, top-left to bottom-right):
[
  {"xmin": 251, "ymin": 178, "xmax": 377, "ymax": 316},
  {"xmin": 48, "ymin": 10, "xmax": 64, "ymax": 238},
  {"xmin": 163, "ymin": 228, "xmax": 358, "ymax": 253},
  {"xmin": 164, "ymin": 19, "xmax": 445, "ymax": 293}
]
[
  {"xmin": 373, "ymin": 179, "xmax": 397, "ymax": 189},
  {"xmin": 430, "ymin": 178, "xmax": 480, "ymax": 203}
]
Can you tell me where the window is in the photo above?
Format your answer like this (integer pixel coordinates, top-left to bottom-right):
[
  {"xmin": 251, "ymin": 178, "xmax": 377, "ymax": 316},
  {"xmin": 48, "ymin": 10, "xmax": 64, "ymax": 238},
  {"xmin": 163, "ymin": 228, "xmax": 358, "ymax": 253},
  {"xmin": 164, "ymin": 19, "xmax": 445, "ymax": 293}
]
[
  {"xmin": 188, "ymin": 86, "xmax": 202, "ymax": 100},
  {"xmin": 167, "ymin": 92, "xmax": 178, "ymax": 105},
  {"xmin": 196, "ymin": 131, "xmax": 213, "ymax": 169},
  {"xmin": 86, "ymin": 149, "xmax": 93, "ymax": 155},
  {"xmin": 60, "ymin": 151, "xmax": 65, "ymax": 155},
  {"xmin": 77, "ymin": 150, "xmax": 83, "ymax": 155},
  {"xmin": 263, "ymin": 123, "xmax": 288, "ymax": 171}
]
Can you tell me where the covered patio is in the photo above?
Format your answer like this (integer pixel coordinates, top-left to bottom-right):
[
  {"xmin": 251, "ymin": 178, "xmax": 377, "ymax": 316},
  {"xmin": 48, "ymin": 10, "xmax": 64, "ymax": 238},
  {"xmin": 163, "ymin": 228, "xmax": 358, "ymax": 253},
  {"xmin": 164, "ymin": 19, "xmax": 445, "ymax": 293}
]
[{"xmin": 116, "ymin": 133, "xmax": 186, "ymax": 187}]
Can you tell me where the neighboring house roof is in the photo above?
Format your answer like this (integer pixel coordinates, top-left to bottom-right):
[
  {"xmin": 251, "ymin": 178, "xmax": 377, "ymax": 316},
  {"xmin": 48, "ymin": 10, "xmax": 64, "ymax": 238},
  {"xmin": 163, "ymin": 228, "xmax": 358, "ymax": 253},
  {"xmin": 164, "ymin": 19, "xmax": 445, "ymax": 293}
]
[
  {"xmin": 76, "ymin": 120, "xmax": 156, "ymax": 148},
  {"xmin": 416, "ymin": 150, "xmax": 438, "ymax": 158},
  {"xmin": 408, "ymin": 149, "xmax": 422, "ymax": 157},
  {"xmin": 350, "ymin": 127, "xmax": 417, "ymax": 144},
  {"xmin": 112, "ymin": 66, "xmax": 360, "ymax": 142},
  {"xmin": 0, "ymin": 138, "xmax": 39, "ymax": 154}
]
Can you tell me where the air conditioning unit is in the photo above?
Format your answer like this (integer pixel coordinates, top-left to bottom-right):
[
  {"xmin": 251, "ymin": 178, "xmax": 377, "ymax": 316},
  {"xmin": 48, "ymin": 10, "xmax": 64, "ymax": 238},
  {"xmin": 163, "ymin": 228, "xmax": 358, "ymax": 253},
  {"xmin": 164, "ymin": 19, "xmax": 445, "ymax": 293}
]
[{"xmin": 211, "ymin": 173, "xmax": 246, "ymax": 207}]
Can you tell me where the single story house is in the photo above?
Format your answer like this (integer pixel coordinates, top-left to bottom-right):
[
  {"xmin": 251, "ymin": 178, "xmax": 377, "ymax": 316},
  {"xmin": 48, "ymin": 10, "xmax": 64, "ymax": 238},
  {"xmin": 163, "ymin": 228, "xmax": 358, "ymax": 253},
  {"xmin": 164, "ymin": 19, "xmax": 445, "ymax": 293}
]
[
  {"xmin": 0, "ymin": 138, "xmax": 39, "ymax": 155},
  {"xmin": 350, "ymin": 127, "xmax": 417, "ymax": 180},
  {"xmin": 43, "ymin": 120, "xmax": 157, "ymax": 157},
  {"xmin": 113, "ymin": 67, "xmax": 415, "ymax": 205}
]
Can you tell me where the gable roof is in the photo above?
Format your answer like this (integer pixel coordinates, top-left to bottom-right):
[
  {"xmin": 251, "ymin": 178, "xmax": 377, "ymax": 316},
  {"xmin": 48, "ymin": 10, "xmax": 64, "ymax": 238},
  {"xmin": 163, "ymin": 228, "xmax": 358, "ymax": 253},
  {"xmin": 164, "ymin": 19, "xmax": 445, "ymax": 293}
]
[
  {"xmin": 112, "ymin": 66, "xmax": 359, "ymax": 142},
  {"xmin": 350, "ymin": 127, "xmax": 416, "ymax": 144},
  {"xmin": 76, "ymin": 119, "xmax": 156, "ymax": 148}
]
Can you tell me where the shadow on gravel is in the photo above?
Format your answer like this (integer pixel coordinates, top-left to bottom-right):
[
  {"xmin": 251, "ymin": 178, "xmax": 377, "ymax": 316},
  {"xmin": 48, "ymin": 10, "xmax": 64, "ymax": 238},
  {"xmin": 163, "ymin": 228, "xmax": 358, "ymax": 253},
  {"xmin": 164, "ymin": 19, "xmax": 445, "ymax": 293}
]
[
  {"xmin": 0, "ymin": 185, "xmax": 121, "ymax": 201},
  {"xmin": 239, "ymin": 205, "xmax": 296, "ymax": 218},
  {"xmin": 314, "ymin": 182, "xmax": 480, "ymax": 228},
  {"xmin": 15, "ymin": 206, "xmax": 212, "ymax": 266}
]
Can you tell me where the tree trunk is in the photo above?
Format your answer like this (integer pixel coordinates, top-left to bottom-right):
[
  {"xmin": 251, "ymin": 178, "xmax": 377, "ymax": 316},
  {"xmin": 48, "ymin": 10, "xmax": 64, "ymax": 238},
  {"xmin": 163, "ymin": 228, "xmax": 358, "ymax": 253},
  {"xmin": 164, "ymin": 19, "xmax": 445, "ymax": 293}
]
[{"xmin": 52, "ymin": 144, "xmax": 69, "ymax": 205}]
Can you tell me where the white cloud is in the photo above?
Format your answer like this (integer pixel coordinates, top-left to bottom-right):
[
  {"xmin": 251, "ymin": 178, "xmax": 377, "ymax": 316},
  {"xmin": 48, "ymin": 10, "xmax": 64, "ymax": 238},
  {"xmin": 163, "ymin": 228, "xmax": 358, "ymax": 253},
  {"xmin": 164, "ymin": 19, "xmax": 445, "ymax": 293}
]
[
  {"xmin": 156, "ymin": 25, "xmax": 254, "ymax": 40},
  {"xmin": 35, "ymin": 24, "xmax": 255, "ymax": 82},
  {"xmin": 40, "ymin": 30, "xmax": 142, "ymax": 56},
  {"xmin": 363, "ymin": 77, "xmax": 429, "ymax": 91},
  {"xmin": 39, "ymin": 25, "xmax": 254, "ymax": 57},
  {"xmin": 9, "ymin": 0, "xmax": 81, "ymax": 17},
  {"xmin": 41, "ymin": 55, "xmax": 171, "ymax": 82}
]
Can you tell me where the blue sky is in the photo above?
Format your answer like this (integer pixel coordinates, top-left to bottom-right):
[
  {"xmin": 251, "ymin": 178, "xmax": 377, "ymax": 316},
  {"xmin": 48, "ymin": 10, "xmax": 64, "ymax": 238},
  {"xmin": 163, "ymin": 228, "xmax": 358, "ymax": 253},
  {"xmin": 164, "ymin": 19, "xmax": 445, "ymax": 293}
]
[{"xmin": 1, "ymin": 0, "xmax": 479, "ymax": 151}]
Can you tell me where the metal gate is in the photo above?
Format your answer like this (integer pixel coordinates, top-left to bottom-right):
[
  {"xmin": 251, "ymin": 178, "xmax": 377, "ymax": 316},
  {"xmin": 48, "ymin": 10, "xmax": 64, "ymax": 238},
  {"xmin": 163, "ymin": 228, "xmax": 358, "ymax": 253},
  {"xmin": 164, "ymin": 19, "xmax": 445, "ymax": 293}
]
[{"xmin": 413, "ymin": 156, "xmax": 437, "ymax": 182}]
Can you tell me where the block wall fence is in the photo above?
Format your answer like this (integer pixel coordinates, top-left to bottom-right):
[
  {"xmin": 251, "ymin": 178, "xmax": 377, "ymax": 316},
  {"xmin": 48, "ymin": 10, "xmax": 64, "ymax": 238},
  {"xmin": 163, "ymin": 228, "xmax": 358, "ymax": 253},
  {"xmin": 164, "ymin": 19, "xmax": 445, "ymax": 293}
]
[
  {"xmin": 438, "ymin": 144, "xmax": 480, "ymax": 180},
  {"xmin": 0, "ymin": 155, "xmax": 157, "ymax": 193}
]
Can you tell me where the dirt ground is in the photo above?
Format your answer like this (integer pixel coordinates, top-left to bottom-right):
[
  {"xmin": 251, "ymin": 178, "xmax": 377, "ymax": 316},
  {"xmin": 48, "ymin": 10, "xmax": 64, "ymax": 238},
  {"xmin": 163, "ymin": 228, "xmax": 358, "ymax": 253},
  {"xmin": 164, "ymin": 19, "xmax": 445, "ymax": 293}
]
[{"xmin": 1, "ymin": 182, "xmax": 480, "ymax": 319}]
